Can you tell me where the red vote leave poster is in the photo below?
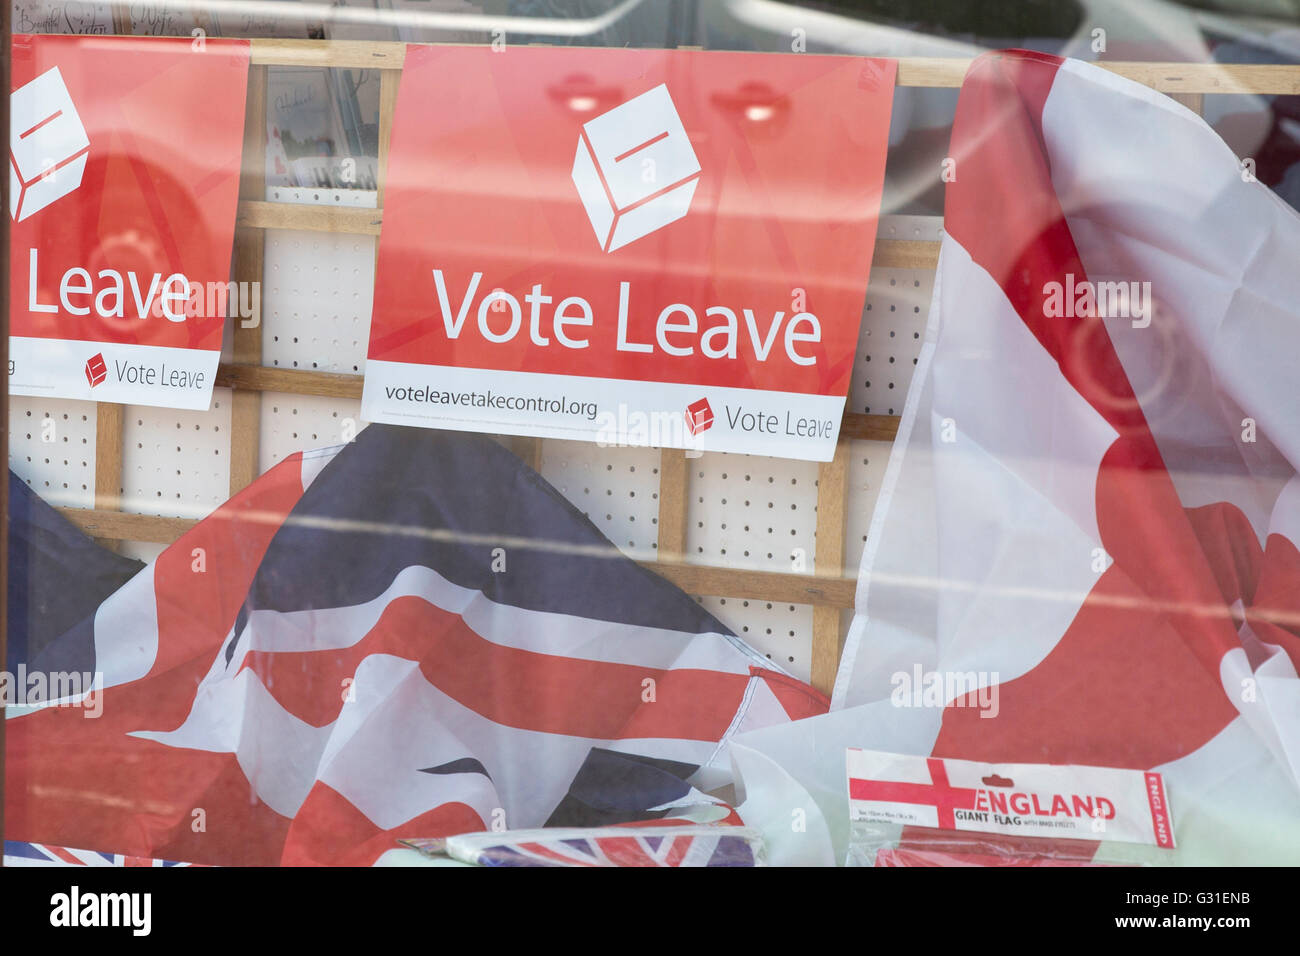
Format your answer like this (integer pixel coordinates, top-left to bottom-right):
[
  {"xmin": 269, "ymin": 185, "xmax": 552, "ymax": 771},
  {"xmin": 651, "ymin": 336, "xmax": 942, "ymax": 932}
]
[
  {"xmin": 363, "ymin": 45, "xmax": 894, "ymax": 461},
  {"xmin": 9, "ymin": 34, "xmax": 250, "ymax": 409}
]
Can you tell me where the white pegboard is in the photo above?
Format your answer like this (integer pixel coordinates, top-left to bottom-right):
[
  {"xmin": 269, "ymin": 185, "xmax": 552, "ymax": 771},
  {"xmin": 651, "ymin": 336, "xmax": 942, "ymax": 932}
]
[
  {"xmin": 684, "ymin": 452, "xmax": 818, "ymax": 680},
  {"xmin": 257, "ymin": 194, "xmax": 376, "ymax": 482},
  {"xmin": 9, "ymin": 397, "xmax": 97, "ymax": 509},
  {"xmin": 539, "ymin": 441, "xmax": 663, "ymax": 559},
  {"xmin": 114, "ymin": 390, "xmax": 235, "ymax": 564},
  {"xmin": 850, "ymin": 215, "xmax": 938, "ymax": 418},
  {"xmin": 267, "ymin": 186, "xmax": 379, "ymax": 209},
  {"xmin": 845, "ymin": 439, "xmax": 894, "ymax": 574},
  {"xmin": 686, "ymin": 454, "xmax": 819, "ymax": 569},
  {"xmin": 260, "ymin": 391, "xmax": 365, "ymax": 471},
  {"xmin": 702, "ymin": 594, "xmax": 812, "ymax": 680},
  {"xmin": 852, "ymin": 269, "xmax": 932, "ymax": 416},
  {"xmin": 263, "ymin": 225, "xmax": 376, "ymax": 376},
  {"xmin": 120, "ymin": 389, "xmax": 233, "ymax": 518},
  {"xmin": 878, "ymin": 213, "xmax": 945, "ymax": 242}
]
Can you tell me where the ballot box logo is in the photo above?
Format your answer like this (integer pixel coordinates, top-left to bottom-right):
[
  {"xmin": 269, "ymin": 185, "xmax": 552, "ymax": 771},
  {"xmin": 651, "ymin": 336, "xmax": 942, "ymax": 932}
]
[
  {"xmin": 571, "ymin": 83, "xmax": 701, "ymax": 253},
  {"xmin": 684, "ymin": 397, "xmax": 713, "ymax": 436},
  {"xmin": 84, "ymin": 352, "xmax": 107, "ymax": 388},
  {"xmin": 9, "ymin": 66, "xmax": 90, "ymax": 223}
]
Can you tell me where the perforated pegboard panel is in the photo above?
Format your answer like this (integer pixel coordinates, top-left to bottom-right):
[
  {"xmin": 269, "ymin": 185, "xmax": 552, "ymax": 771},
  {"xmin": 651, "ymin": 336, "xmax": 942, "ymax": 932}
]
[
  {"xmin": 260, "ymin": 391, "xmax": 365, "ymax": 472},
  {"xmin": 680, "ymin": 452, "xmax": 815, "ymax": 679},
  {"xmin": 121, "ymin": 390, "xmax": 233, "ymax": 517},
  {"xmin": 686, "ymin": 453, "xmax": 820, "ymax": 568},
  {"xmin": 880, "ymin": 214, "xmax": 945, "ymax": 244},
  {"xmin": 263, "ymin": 188, "xmax": 377, "ymax": 377},
  {"xmin": 112, "ymin": 390, "xmax": 235, "ymax": 563},
  {"xmin": 705, "ymin": 595, "xmax": 814, "ymax": 680},
  {"xmin": 845, "ymin": 439, "xmax": 893, "ymax": 575},
  {"xmin": 539, "ymin": 441, "xmax": 663, "ymax": 559},
  {"xmin": 851, "ymin": 215, "xmax": 939, "ymax": 416},
  {"xmin": 9, "ymin": 397, "xmax": 97, "ymax": 509},
  {"xmin": 266, "ymin": 186, "xmax": 378, "ymax": 210}
]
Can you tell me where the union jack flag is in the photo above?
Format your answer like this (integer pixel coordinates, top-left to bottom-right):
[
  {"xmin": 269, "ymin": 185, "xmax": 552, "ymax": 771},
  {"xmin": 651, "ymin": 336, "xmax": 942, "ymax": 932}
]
[
  {"xmin": 5, "ymin": 425, "xmax": 826, "ymax": 865},
  {"xmin": 4, "ymin": 841, "xmax": 195, "ymax": 867},
  {"xmin": 404, "ymin": 825, "xmax": 763, "ymax": 867}
]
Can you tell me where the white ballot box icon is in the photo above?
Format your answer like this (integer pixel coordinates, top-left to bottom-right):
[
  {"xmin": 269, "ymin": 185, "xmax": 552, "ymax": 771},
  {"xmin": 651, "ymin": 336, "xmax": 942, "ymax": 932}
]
[
  {"xmin": 10, "ymin": 67, "xmax": 91, "ymax": 223},
  {"xmin": 572, "ymin": 84, "xmax": 701, "ymax": 252}
]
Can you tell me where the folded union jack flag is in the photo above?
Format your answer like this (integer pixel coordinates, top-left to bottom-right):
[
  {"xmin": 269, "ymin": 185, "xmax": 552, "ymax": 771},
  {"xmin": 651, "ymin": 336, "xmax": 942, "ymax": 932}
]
[
  {"xmin": 5, "ymin": 425, "xmax": 826, "ymax": 865},
  {"xmin": 3, "ymin": 841, "xmax": 195, "ymax": 867},
  {"xmin": 404, "ymin": 825, "xmax": 764, "ymax": 867}
]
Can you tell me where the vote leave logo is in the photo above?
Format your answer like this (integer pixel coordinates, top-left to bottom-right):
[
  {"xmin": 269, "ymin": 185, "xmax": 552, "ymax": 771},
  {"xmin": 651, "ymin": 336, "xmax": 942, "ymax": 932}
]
[
  {"xmin": 9, "ymin": 66, "xmax": 90, "ymax": 222},
  {"xmin": 684, "ymin": 397, "xmax": 713, "ymax": 436},
  {"xmin": 84, "ymin": 352, "xmax": 107, "ymax": 387},
  {"xmin": 571, "ymin": 84, "xmax": 701, "ymax": 253}
]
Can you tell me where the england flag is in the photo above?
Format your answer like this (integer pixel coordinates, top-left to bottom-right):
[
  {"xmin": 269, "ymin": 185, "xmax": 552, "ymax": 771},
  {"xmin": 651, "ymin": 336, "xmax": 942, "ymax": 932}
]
[{"xmin": 733, "ymin": 49, "xmax": 1300, "ymax": 866}]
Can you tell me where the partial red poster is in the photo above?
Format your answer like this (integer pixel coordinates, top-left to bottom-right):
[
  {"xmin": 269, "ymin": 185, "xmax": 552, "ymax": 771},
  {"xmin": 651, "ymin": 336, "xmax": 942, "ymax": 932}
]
[
  {"xmin": 9, "ymin": 34, "xmax": 250, "ymax": 409},
  {"xmin": 362, "ymin": 45, "xmax": 894, "ymax": 461}
]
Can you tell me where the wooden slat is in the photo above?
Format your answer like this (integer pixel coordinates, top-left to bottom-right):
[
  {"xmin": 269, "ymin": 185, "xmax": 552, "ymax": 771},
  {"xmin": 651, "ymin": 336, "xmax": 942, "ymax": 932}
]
[
  {"xmin": 656, "ymin": 449, "xmax": 689, "ymax": 561},
  {"xmin": 503, "ymin": 436, "xmax": 544, "ymax": 471},
  {"xmin": 875, "ymin": 237, "xmax": 940, "ymax": 270},
  {"xmin": 59, "ymin": 508, "xmax": 196, "ymax": 543},
  {"xmin": 840, "ymin": 413, "xmax": 901, "ymax": 442},
  {"xmin": 227, "ymin": 358, "xmax": 262, "ymax": 498},
  {"xmin": 521, "ymin": 438, "xmax": 544, "ymax": 472},
  {"xmin": 93, "ymin": 403, "xmax": 124, "ymax": 513},
  {"xmin": 897, "ymin": 56, "xmax": 1300, "ymax": 94},
  {"xmin": 646, "ymin": 561, "xmax": 854, "ymax": 608},
  {"xmin": 810, "ymin": 436, "xmax": 852, "ymax": 696},
  {"xmin": 229, "ymin": 65, "xmax": 269, "ymax": 498},
  {"xmin": 375, "ymin": 68, "xmax": 401, "ymax": 206},
  {"xmin": 250, "ymin": 38, "xmax": 408, "ymax": 70},
  {"xmin": 1095, "ymin": 61, "xmax": 1300, "ymax": 96},
  {"xmin": 216, "ymin": 364, "xmax": 363, "ymax": 398},
  {"xmin": 1167, "ymin": 91, "xmax": 1205, "ymax": 114},
  {"xmin": 240, "ymin": 196, "xmax": 943, "ymax": 274},
  {"xmin": 241, "ymin": 41, "xmax": 1300, "ymax": 95},
  {"xmin": 236, "ymin": 200, "xmax": 382, "ymax": 235},
  {"xmin": 892, "ymin": 56, "xmax": 975, "ymax": 89}
]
